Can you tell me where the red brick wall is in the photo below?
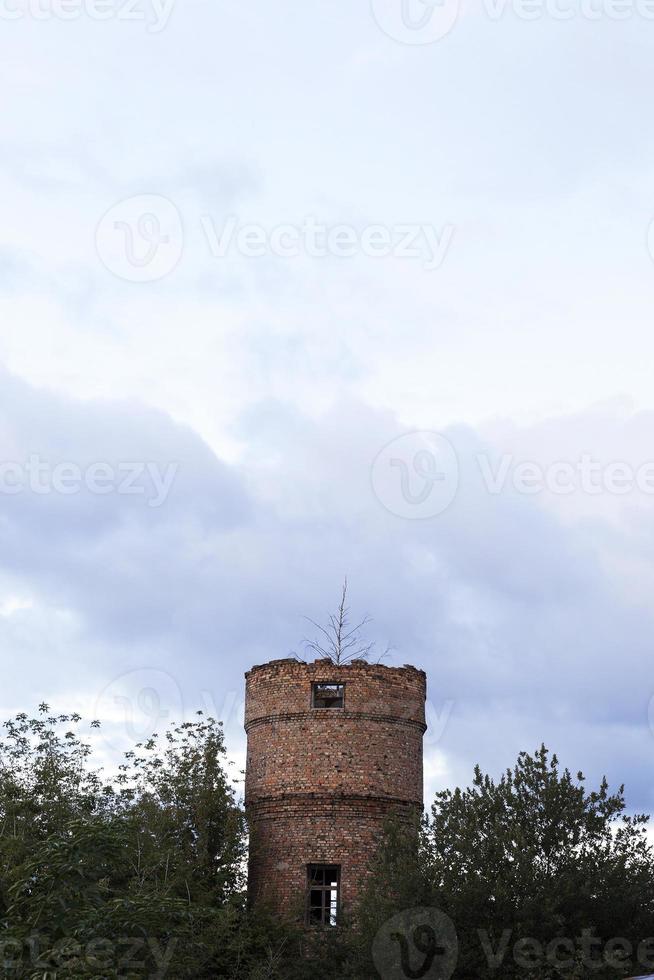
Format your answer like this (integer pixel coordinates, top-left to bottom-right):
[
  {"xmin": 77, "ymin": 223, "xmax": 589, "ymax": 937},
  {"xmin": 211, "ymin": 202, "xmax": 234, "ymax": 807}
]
[{"xmin": 244, "ymin": 658, "xmax": 426, "ymax": 919}]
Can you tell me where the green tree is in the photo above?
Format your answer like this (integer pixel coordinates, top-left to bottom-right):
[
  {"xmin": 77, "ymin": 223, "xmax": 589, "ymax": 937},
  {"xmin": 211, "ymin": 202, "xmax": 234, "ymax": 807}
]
[
  {"xmin": 355, "ymin": 746, "xmax": 654, "ymax": 979},
  {"xmin": 0, "ymin": 705, "xmax": 303, "ymax": 978},
  {"xmin": 5, "ymin": 710, "xmax": 653, "ymax": 980}
]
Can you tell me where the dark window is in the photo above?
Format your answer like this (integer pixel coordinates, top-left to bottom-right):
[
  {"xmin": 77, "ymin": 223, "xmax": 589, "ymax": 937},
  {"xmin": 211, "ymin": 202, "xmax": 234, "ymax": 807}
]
[
  {"xmin": 312, "ymin": 682, "xmax": 345, "ymax": 709},
  {"xmin": 307, "ymin": 864, "xmax": 340, "ymax": 926}
]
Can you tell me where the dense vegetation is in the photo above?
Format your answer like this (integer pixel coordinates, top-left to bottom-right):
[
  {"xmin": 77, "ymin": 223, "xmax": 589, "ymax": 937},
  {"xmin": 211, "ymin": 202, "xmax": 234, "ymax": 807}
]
[
  {"xmin": 1, "ymin": 706, "xmax": 652, "ymax": 978},
  {"xmin": 354, "ymin": 747, "xmax": 654, "ymax": 978}
]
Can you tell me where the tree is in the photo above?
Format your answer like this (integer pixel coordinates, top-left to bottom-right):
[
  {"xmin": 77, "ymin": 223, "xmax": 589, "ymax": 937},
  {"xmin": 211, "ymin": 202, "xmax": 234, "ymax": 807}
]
[
  {"xmin": 354, "ymin": 746, "xmax": 654, "ymax": 979},
  {"xmin": 0, "ymin": 705, "xmax": 297, "ymax": 978},
  {"xmin": 299, "ymin": 578, "xmax": 389, "ymax": 666},
  {"xmin": 4, "ymin": 709, "xmax": 654, "ymax": 979}
]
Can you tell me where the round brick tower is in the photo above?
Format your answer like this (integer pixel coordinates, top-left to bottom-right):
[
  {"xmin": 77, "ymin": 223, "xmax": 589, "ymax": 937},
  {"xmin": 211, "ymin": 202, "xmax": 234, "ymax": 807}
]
[{"xmin": 244, "ymin": 658, "xmax": 426, "ymax": 922}]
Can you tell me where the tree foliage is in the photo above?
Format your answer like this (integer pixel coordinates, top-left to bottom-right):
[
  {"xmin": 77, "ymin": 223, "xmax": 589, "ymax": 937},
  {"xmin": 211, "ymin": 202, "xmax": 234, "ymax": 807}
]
[
  {"xmin": 2, "ymin": 710, "xmax": 653, "ymax": 979},
  {"xmin": 354, "ymin": 746, "xmax": 654, "ymax": 979},
  {"xmin": 0, "ymin": 706, "xmax": 307, "ymax": 978}
]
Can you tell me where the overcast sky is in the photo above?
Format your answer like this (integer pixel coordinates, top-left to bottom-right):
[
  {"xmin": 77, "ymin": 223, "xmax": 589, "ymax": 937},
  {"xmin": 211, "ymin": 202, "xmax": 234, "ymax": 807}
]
[{"xmin": 2, "ymin": 0, "xmax": 654, "ymax": 810}]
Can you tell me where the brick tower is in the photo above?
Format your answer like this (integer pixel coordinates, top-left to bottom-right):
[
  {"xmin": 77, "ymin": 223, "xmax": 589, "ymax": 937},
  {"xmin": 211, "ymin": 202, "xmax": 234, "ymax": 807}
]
[{"xmin": 244, "ymin": 658, "xmax": 426, "ymax": 923}]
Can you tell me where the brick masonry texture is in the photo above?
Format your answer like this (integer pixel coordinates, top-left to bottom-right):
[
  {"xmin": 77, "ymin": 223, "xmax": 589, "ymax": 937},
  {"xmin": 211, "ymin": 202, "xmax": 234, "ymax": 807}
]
[{"xmin": 244, "ymin": 658, "xmax": 427, "ymax": 919}]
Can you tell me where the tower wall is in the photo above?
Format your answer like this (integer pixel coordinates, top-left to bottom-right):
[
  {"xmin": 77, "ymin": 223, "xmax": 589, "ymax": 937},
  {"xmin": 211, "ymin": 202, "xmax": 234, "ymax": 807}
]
[{"xmin": 244, "ymin": 658, "xmax": 426, "ymax": 918}]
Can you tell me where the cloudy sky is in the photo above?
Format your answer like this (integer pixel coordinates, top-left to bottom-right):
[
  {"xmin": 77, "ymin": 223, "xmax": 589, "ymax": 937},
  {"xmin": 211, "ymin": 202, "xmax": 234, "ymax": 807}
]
[{"xmin": 2, "ymin": 0, "xmax": 654, "ymax": 810}]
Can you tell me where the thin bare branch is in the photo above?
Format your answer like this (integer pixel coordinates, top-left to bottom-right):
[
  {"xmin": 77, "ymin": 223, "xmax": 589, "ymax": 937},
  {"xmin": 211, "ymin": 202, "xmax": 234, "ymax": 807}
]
[{"xmin": 297, "ymin": 579, "xmax": 388, "ymax": 666}]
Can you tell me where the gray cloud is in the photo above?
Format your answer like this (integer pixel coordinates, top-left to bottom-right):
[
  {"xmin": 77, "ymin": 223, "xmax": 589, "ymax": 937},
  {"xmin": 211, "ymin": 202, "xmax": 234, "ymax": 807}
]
[{"xmin": 1, "ymin": 374, "xmax": 653, "ymax": 810}]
